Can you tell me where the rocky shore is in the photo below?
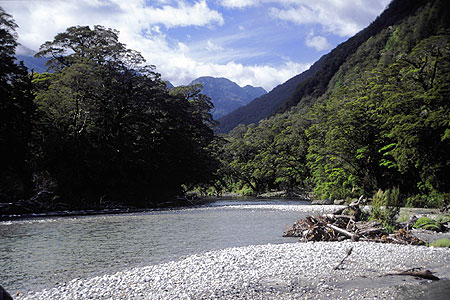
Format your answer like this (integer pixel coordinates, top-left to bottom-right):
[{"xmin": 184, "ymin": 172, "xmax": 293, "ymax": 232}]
[{"xmin": 16, "ymin": 241, "xmax": 450, "ymax": 300}]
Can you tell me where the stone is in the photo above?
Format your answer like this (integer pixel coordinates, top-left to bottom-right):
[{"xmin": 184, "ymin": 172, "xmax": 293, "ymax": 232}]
[
  {"xmin": 0, "ymin": 285, "xmax": 13, "ymax": 300},
  {"xmin": 311, "ymin": 198, "xmax": 334, "ymax": 205}
]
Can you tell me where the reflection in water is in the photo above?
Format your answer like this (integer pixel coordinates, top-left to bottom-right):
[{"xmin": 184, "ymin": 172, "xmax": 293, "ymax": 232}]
[{"xmin": 0, "ymin": 202, "xmax": 305, "ymax": 293}]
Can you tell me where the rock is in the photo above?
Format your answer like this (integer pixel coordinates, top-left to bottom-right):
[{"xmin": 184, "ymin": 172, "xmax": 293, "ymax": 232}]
[
  {"xmin": 441, "ymin": 205, "xmax": 450, "ymax": 213},
  {"xmin": 0, "ymin": 285, "xmax": 13, "ymax": 300},
  {"xmin": 334, "ymin": 199, "xmax": 345, "ymax": 205},
  {"xmin": 311, "ymin": 198, "xmax": 334, "ymax": 205}
]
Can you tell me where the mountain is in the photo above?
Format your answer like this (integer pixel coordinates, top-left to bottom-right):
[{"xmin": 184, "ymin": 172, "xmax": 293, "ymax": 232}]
[
  {"xmin": 16, "ymin": 55, "xmax": 48, "ymax": 73},
  {"xmin": 164, "ymin": 81, "xmax": 174, "ymax": 89},
  {"xmin": 218, "ymin": 0, "xmax": 450, "ymax": 202},
  {"xmin": 216, "ymin": 58, "xmax": 324, "ymax": 133},
  {"xmin": 190, "ymin": 76, "xmax": 266, "ymax": 119},
  {"xmin": 216, "ymin": 0, "xmax": 440, "ymax": 133}
]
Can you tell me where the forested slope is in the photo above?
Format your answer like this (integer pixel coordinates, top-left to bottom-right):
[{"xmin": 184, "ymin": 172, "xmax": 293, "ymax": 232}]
[
  {"xmin": 217, "ymin": 0, "xmax": 440, "ymax": 134},
  {"xmin": 214, "ymin": 0, "xmax": 450, "ymax": 208}
]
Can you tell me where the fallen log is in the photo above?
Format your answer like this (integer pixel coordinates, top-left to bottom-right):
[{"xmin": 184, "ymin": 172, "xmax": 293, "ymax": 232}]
[
  {"xmin": 358, "ymin": 227, "xmax": 384, "ymax": 236},
  {"xmin": 383, "ymin": 268, "xmax": 440, "ymax": 281},
  {"xmin": 327, "ymin": 224, "xmax": 359, "ymax": 241},
  {"xmin": 323, "ymin": 214, "xmax": 355, "ymax": 221}
]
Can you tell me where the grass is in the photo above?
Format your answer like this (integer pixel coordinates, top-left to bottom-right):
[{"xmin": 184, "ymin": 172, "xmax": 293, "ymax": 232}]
[
  {"xmin": 429, "ymin": 238, "xmax": 450, "ymax": 248},
  {"xmin": 413, "ymin": 217, "xmax": 441, "ymax": 231}
]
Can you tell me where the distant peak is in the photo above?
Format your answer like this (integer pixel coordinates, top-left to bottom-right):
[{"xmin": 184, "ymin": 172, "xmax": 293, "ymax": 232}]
[{"xmin": 16, "ymin": 44, "xmax": 36, "ymax": 56}]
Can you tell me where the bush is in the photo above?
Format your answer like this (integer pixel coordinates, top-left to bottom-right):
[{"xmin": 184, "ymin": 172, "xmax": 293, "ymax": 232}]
[
  {"xmin": 429, "ymin": 238, "xmax": 450, "ymax": 248},
  {"xmin": 370, "ymin": 188, "xmax": 400, "ymax": 233},
  {"xmin": 406, "ymin": 192, "xmax": 449, "ymax": 208},
  {"xmin": 413, "ymin": 217, "xmax": 441, "ymax": 231}
]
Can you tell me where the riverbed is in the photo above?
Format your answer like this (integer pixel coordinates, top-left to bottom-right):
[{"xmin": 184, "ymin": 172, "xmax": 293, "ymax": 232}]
[
  {"xmin": 2, "ymin": 200, "xmax": 449, "ymax": 299},
  {"xmin": 0, "ymin": 199, "xmax": 322, "ymax": 294}
]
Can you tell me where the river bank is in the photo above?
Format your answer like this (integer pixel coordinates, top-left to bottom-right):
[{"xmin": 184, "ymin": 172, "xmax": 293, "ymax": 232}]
[
  {"xmin": 3, "ymin": 202, "xmax": 450, "ymax": 299},
  {"xmin": 0, "ymin": 190, "xmax": 308, "ymax": 221},
  {"xmin": 16, "ymin": 241, "xmax": 450, "ymax": 300},
  {"xmin": 0, "ymin": 196, "xmax": 210, "ymax": 221}
]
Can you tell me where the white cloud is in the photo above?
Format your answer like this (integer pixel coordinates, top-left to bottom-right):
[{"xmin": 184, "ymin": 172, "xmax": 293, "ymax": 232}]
[
  {"xmin": 305, "ymin": 33, "xmax": 331, "ymax": 51},
  {"xmin": 136, "ymin": 0, "xmax": 224, "ymax": 28},
  {"xmin": 2, "ymin": 0, "xmax": 389, "ymax": 92},
  {"xmin": 161, "ymin": 58, "xmax": 311, "ymax": 91},
  {"xmin": 269, "ymin": 0, "xmax": 391, "ymax": 37},
  {"xmin": 206, "ymin": 40, "xmax": 224, "ymax": 52},
  {"xmin": 3, "ymin": 0, "xmax": 224, "ymax": 51},
  {"xmin": 220, "ymin": 0, "xmax": 390, "ymax": 37},
  {"xmin": 220, "ymin": 0, "xmax": 260, "ymax": 9}
]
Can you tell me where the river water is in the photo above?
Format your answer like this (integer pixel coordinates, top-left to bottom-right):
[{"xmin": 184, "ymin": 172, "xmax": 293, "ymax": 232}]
[{"xmin": 0, "ymin": 199, "xmax": 308, "ymax": 294}]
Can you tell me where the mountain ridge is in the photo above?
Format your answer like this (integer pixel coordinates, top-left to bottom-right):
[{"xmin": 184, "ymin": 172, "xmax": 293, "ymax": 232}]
[
  {"xmin": 216, "ymin": 0, "xmax": 434, "ymax": 133},
  {"xmin": 190, "ymin": 76, "xmax": 266, "ymax": 119}
]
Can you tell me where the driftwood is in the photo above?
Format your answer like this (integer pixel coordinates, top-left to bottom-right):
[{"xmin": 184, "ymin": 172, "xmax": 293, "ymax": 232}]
[
  {"xmin": 383, "ymin": 268, "xmax": 440, "ymax": 280},
  {"xmin": 334, "ymin": 247, "xmax": 353, "ymax": 270},
  {"xmin": 283, "ymin": 197, "xmax": 425, "ymax": 245},
  {"xmin": 327, "ymin": 224, "xmax": 359, "ymax": 241}
]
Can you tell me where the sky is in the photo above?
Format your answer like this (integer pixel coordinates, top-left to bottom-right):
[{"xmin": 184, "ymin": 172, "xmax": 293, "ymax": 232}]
[{"xmin": 2, "ymin": 0, "xmax": 390, "ymax": 91}]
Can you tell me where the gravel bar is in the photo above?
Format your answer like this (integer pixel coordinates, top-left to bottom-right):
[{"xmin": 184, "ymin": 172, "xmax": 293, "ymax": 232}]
[
  {"xmin": 17, "ymin": 241, "xmax": 450, "ymax": 300},
  {"xmin": 195, "ymin": 204, "xmax": 347, "ymax": 213}
]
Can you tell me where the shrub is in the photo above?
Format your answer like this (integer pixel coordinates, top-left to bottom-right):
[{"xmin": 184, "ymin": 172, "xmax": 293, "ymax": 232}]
[
  {"xmin": 370, "ymin": 188, "xmax": 400, "ymax": 233},
  {"xmin": 429, "ymin": 238, "xmax": 450, "ymax": 248},
  {"xmin": 406, "ymin": 192, "xmax": 449, "ymax": 208},
  {"xmin": 413, "ymin": 217, "xmax": 441, "ymax": 231}
]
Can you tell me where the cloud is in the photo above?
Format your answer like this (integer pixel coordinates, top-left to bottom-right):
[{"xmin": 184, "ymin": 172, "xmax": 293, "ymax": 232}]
[
  {"xmin": 220, "ymin": 0, "xmax": 260, "ymax": 9},
  {"xmin": 269, "ymin": 0, "xmax": 391, "ymax": 37},
  {"xmin": 3, "ymin": 0, "xmax": 224, "ymax": 51},
  {"xmin": 137, "ymin": 0, "xmax": 224, "ymax": 28},
  {"xmin": 305, "ymin": 33, "xmax": 331, "ymax": 51},
  {"xmin": 124, "ymin": 28, "xmax": 310, "ymax": 90},
  {"xmin": 206, "ymin": 40, "xmax": 224, "ymax": 52},
  {"xmin": 220, "ymin": 0, "xmax": 390, "ymax": 37},
  {"xmin": 2, "ymin": 0, "xmax": 388, "ymax": 92},
  {"xmin": 161, "ymin": 58, "xmax": 311, "ymax": 91}
]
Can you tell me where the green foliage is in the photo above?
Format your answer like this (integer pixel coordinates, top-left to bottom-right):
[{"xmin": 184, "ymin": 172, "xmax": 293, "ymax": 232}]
[
  {"xmin": 216, "ymin": 24, "xmax": 450, "ymax": 203},
  {"xmin": 370, "ymin": 188, "xmax": 401, "ymax": 232},
  {"xmin": 3, "ymin": 1, "xmax": 450, "ymax": 209},
  {"xmin": 0, "ymin": 7, "xmax": 35, "ymax": 201},
  {"xmin": 216, "ymin": 112, "xmax": 311, "ymax": 195},
  {"xmin": 405, "ymin": 192, "xmax": 448, "ymax": 208},
  {"xmin": 0, "ymin": 16, "xmax": 219, "ymax": 207},
  {"xmin": 429, "ymin": 238, "xmax": 450, "ymax": 248},
  {"xmin": 413, "ymin": 217, "xmax": 440, "ymax": 231},
  {"xmin": 31, "ymin": 25, "xmax": 219, "ymax": 205}
]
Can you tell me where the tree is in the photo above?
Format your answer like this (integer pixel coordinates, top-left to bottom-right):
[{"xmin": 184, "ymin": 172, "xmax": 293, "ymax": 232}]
[
  {"xmin": 33, "ymin": 25, "xmax": 218, "ymax": 206},
  {"xmin": 0, "ymin": 7, "xmax": 35, "ymax": 202},
  {"xmin": 379, "ymin": 33, "xmax": 450, "ymax": 195}
]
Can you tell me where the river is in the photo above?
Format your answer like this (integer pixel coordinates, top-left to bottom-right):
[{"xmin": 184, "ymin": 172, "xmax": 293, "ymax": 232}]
[{"xmin": 0, "ymin": 199, "xmax": 309, "ymax": 294}]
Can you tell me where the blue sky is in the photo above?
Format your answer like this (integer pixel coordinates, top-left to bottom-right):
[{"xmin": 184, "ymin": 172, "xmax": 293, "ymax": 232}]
[{"xmin": 3, "ymin": 0, "xmax": 390, "ymax": 91}]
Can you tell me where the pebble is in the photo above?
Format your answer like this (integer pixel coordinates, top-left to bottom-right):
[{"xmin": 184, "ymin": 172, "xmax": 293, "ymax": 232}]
[{"xmin": 16, "ymin": 240, "xmax": 450, "ymax": 299}]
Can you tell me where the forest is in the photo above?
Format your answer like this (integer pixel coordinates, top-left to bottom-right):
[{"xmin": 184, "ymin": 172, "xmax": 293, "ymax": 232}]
[
  {"xmin": 1, "ymin": 0, "xmax": 450, "ymax": 213},
  {"xmin": 1, "ymin": 7, "xmax": 219, "ymax": 211},
  {"xmin": 210, "ymin": 0, "xmax": 450, "ymax": 209}
]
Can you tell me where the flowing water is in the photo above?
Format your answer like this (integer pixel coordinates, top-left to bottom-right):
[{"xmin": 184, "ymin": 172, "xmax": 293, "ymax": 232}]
[{"xmin": 0, "ymin": 199, "xmax": 308, "ymax": 294}]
